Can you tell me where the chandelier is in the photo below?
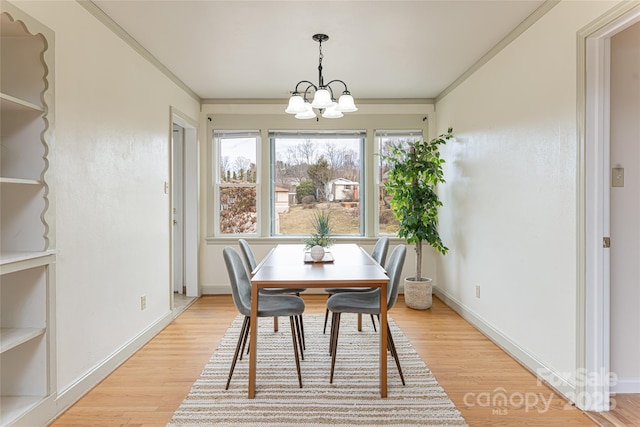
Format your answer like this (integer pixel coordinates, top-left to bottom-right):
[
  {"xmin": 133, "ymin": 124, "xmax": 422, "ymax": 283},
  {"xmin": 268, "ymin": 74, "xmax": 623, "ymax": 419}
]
[{"xmin": 285, "ymin": 34, "xmax": 358, "ymax": 120}]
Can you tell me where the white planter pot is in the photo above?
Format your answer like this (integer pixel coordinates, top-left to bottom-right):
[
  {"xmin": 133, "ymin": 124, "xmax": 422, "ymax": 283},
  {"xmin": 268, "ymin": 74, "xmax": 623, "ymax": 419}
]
[
  {"xmin": 403, "ymin": 277, "xmax": 433, "ymax": 310},
  {"xmin": 310, "ymin": 245, "xmax": 325, "ymax": 261}
]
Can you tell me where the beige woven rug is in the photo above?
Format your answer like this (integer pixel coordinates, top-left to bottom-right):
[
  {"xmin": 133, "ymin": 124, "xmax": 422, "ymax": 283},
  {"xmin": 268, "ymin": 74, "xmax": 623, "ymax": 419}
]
[{"xmin": 168, "ymin": 313, "xmax": 467, "ymax": 426}]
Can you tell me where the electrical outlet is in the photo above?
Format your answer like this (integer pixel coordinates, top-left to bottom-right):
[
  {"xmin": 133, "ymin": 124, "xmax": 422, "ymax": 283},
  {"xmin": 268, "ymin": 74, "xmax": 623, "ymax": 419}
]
[
  {"xmin": 475, "ymin": 285, "xmax": 481, "ymax": 298},
  {"xmin": 612, "ymin": 168, "xmax": 624, "ymax": 187},
  {"xmin": 141, "ymin": 295, "xmax": 147, "ymax": 310}
]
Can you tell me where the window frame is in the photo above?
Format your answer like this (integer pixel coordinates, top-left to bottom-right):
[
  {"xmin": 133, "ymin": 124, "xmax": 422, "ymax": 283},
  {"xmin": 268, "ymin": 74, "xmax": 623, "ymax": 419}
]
[
  {"xmin": 375, "ymin": 129, "xmax": 424, "ymax": 236},
  {"xmin": 212, "ymin": 130, "xmax": 260, "ymax": 237},
  {"xmin": 204, "ymin": 112, "xmax": 430, "ymax": 242},
  {"xmin": 269, "ymin": 130, "xmax": 366, "ymax": 237}
]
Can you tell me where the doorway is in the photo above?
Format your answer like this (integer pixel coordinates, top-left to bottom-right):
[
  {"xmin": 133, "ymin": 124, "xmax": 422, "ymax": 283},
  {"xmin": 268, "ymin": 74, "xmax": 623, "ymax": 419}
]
[
  {"xmin": 581, "ymin": 2, "xmax": 640, "ymax": 415},
  {"xmin": 171, "ymin": 109, "xmax": 199, "ymax": 310},
  {"xmin": 172, "ymin": 124, "xmax": 186, "ymax": 295}
]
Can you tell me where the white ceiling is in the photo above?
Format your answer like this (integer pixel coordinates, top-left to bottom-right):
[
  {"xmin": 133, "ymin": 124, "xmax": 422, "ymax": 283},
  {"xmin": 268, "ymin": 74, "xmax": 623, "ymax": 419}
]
[{"xmin": 92, "ymin": 0, "xmax": 545, "ymax": 101}]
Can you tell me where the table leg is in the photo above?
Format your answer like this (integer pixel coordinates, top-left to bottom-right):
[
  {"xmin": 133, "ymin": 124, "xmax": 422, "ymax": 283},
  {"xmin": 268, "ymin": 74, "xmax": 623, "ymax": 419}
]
[
  {"xmin": 379, "ymin": 281, "xmax": 388, "ymax": 398},
  {"xmin": 249, "ymin": 284, "xmax": 259, "ymax": 398}
]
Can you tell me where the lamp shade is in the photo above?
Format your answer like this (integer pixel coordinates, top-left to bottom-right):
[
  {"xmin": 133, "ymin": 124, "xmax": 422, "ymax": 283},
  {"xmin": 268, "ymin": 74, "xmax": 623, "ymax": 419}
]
[
  {"xmin": 295, "ymin": 102, "xmax": 317, "ymax": 120},
  {"xmin": 336, "ymin": 93, "xmax": 358, "ymax": 112},
  {"xmin": 322, "ymin": 104, "xmax": 344, "ymax": 119},
  {"xmin": 310, "ymin": 88, "xmax": 333, "ymax": 109},
  {"xmin": 285, "ymin": 95, "xmax": 306, "ymax": 114}
]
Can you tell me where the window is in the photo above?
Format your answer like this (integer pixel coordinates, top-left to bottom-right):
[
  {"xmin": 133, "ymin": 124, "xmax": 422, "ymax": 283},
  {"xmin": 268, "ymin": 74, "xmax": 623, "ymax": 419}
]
[
  {"xmin": 376, "ymin": 130, "xmax": 423, "ymax": 235},
  {"xmin": 270, "ymin": 131, "xmax": 365, "ymax": 236},
  {"xmin": 214, "ymin": 130, "xmax": 258, "ymax": 235}
]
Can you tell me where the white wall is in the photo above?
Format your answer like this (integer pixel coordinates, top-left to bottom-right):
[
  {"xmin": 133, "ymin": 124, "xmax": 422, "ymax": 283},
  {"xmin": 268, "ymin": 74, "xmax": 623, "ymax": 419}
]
[
  {"xmin": 434, "ymin": 0, "xmax": 618, "ymax": 396},
  {"xmin": 10, "ymin": 0, "xmax": 200, "ymax": 410},
  {"xmin": 610, "ymin": 21, "xmax": 640, "ymax": 393}
]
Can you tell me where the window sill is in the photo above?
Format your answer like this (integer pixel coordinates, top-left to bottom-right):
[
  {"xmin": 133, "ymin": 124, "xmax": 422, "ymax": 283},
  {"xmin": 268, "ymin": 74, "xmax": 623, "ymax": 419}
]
[{"xmin": 205, "ymin": 235, "xmax": 405, "ymax": 246}]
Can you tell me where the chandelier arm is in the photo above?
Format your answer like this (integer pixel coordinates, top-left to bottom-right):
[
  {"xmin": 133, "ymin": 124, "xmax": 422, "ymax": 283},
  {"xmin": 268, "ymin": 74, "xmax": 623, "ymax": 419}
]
[
  {"xmin": 324, "ymin": 85, "xmax": 335, "ymax": 100},
  {"xmin": 293, "ymin": 80, "xmax": 317, "ymax": 94},
  {"xmin": 300, "ymin": 83, "xmax": 317, "ymax": 102},
  {"xmin": 324, "ymin": 79, "xmax": 350, "ymax": 94}
]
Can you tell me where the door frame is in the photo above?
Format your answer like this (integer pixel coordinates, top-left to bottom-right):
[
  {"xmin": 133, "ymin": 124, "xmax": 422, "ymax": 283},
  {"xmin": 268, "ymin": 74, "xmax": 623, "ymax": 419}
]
[
  {"xmin": 172, "ymin": 123, "xmax": 186, "ymax": 294},
  {"xmin": 578, "ymin": 2, "xmax": 640, "ymax": 412},
  {"xmin": 170, "ymin": 107, "xmax": 199, "ymax": 302}
]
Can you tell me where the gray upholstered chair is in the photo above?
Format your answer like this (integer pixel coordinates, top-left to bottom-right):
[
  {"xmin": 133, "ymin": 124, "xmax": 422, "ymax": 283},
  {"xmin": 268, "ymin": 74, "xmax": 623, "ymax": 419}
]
[
  {"xmin": 238, "ymin": 239, "xmax": 307, "ymax": 347},
  {"xmin": 223, "ymin": 247, "xmax": 306, "ymax": 389},
  {"xmin": 371, "ymin": 236, "xmax": 390, "ymax": 266},
  {"xmin": 322, "ymin": 236, "xmax": 389, "ymax": 333},
  {"xmin": 327, "ymin": 244, "xmax": 406, "ymax": 385}
]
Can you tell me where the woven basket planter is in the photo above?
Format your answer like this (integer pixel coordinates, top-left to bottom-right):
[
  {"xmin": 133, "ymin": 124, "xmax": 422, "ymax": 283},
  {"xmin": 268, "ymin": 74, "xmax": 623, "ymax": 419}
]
[{"xmin": 403, "ymin": 277, "xmax": 433, "ymax": 310}]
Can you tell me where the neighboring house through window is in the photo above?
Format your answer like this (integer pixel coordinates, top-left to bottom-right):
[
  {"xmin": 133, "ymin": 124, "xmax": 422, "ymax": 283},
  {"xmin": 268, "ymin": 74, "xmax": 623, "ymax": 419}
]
[{"xmin": 270, "ymin": 131, "xmax": 364, "ymax": 236}]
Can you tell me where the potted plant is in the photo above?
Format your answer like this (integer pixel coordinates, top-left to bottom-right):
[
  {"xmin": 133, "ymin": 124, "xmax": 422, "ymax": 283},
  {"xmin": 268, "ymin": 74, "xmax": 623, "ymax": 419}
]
[
  {"xmin": 381, "ymin": 128, "xmax": 454, "ymax": 309},
  {"xmin": 304, "ymin": 209, "xmax": 333, "ymax": 261}
]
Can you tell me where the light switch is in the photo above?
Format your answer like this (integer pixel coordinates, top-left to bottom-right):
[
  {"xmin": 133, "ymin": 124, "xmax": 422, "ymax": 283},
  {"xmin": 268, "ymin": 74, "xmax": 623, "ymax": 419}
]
[{"xmin": 612, "ymin": 168, "xmax": 624, "ymax": 187}]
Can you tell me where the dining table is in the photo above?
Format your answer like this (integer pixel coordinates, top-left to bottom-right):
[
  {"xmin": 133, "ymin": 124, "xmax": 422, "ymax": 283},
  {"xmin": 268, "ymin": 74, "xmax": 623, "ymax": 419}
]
[{"xmin": 248, "ymin": 243, "xmax": 390, "ymax": 398}]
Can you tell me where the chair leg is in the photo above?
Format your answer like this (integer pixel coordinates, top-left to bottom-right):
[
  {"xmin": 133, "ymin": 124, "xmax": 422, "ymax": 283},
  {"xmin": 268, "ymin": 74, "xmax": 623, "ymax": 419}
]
[
  {"xmin": 240, "ymin": 317, "xmax": 251, "ymax": 360},
  {"xmin": 294, "ymin": 292, "xmax": 305, "ymax": 350},
  {"xmin": 298, "ymin": 314, "xmax": 306, "ymax": 350},
  {"xmin": 289, "ymin": 316, "xmax": 303, "ymax": 388},
  {"xmin": 387, "ymin": 324, "xmax": 405, "ymax": 386},
  {"xmin": 293, "ymin": 315, "xmax": 304, "ymax": 360},
  {"xmin": 370, "ymin": 314, "xmax": 377, "ymax": 332},
  {"xmin": 329, "ymin": 313, "xmax": 341, "ymax": 383},
  {"xmin": 323, "ymin": 293, "xmax": 332, "ymax": 334},
  {"xmin": 226, "ymin": 316, "xmax": 250, "ymax": 390},
  {"xmin": 323, "ymin": 308, "xmax": 330, "ymax": 334},
  {"xmin": 274, "ymin": 316, "xmax": 278, "ymax": 332},
  {"xmin": 329, "ymin": 311, "xmax": 337, "ymax": 356}
]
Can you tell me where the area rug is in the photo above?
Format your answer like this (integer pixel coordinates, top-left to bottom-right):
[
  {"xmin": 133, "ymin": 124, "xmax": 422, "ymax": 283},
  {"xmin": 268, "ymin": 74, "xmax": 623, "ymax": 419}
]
[{"xmin": 168, "ymin": 314, "xmax": 467, "ymax": 426}]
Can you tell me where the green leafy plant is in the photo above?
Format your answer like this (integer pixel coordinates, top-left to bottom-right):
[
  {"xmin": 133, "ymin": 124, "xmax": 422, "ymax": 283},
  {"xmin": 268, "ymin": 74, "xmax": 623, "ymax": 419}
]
[
  {"xmin": 303, "ymin": 209, "xmax": 334, "ymax": 249},
  {"xmin": 380, "ymin": 127, "xmax": 453, "ymax": 280},
  {"xmin": 296, "ymin": 179, "xmax": 315, "ymax": 203}
]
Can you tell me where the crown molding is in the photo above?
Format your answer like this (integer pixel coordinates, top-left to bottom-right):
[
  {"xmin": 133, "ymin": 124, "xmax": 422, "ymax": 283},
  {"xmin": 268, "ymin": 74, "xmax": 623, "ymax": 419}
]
[
  {"xmin": 436, "ymin": 0, "xmax": 560, "ymax": 103},
  {"xmin": 78, "ymin": 0, "xmax": 201, "ymax": 103},
  {"xmin": 201, "ymin": 98, "xmax": 434, "ymax": 105},
  {"xmin": 201, "ymin": 98, "xmax": 436, "ymax": 114}
]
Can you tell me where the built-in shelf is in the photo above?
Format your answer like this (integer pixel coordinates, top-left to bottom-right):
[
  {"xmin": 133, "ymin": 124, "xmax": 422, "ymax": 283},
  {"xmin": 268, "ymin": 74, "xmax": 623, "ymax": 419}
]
[
  {"xmin": 0, "ymin": 92, "xmax": 43, "ymax": 113},
  {"xmin": 0, "ymin": 396, "xmax": 43, "ymax": 426},
  {"xmin": 0, "ymin": 328, "xmax": 46, "ymax": 354},
  {"xmin": 0, "ymin": 5, "xmax": 55, "ymax": 426},
  {"xmin": 0, "ymin": 177, "xmax": 42, "ymax": 185},
  {"xmin": 0, "ymin": 251, "xmax": 55, "ymax": 275}
]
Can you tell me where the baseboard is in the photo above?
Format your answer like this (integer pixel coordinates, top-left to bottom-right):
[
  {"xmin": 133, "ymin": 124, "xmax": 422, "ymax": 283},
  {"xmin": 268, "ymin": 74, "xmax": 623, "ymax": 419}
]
[
  {"xmin": 202, "ymin": 283, "xmax": 229, "ymax": 294},
  {"xmin": 433, "ymin": 287, "xmax": 577, "ymax": 402},
  {"xmin": 611, "ymin": 379, "xmax": 640, "ymax": 394},
  {"xmin": 52, "ymin": 310, "xmax": 177, "ymax": 421}
]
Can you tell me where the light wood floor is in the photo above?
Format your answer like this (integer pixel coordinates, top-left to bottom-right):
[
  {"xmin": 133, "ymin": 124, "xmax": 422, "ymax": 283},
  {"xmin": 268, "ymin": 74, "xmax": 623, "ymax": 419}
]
[
  {"xmin": 51, "ymin": 295, "xmax": 601, "ymax": 426},
  {"xmin": 587, "ymin": 393, "xmax": 640, "ymax": 426}
]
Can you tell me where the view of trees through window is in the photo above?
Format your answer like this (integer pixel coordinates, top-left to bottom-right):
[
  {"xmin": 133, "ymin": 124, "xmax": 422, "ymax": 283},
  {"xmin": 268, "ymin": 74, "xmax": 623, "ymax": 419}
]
[
  {"xmin": 377, "ymin": 130, "xmax": 423, "ymax": 234},
  {"xmin": 213, "ymin": 130, "xmax": 422, "ymax": 237},
  {"xmin": 272, "ymin": 132, "xmax": 363, "ymax": 236},
  {"xmin": 216, "ymin": 132, "xmax": 258, "ymax": 235}
]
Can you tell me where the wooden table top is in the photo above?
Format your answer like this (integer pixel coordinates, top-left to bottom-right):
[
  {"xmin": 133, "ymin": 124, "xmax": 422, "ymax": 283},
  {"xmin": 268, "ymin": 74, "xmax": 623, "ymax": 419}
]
[{"xmin": 251, "ymin": 244, "xmax": 389, "ymax": 287}]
